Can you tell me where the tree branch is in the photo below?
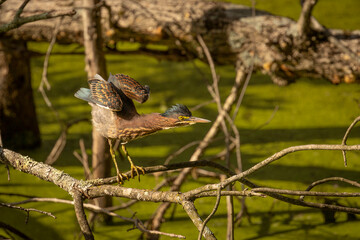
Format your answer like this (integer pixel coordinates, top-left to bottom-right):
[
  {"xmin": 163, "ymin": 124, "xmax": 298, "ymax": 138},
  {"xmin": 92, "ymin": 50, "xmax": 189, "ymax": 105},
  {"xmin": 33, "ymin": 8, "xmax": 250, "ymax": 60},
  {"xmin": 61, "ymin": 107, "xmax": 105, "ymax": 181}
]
[
  {"xmin": 182, "ymin": 200, "xmax": 216, "ymax": 240},
  {"xmin": 198, "ymin": 187, "xmax": 221, "ymax": 240},
  {"xmin": 0, "ymin": 202, "xmax": 56, "ymax": 222},
  {"xmin": 73, "ymin": 191, "xmax": 94, "ymax": 240},
  {"xmin": 341, "ymin": 116, "xmax": 360, "ymax": 166},
  {"xmin": 297, "ymin": 0, "xmax": 318, "ymax": 38},
  {"xmin": 0, "ymin": 8, "xmax": 76, "ymax": 33}
]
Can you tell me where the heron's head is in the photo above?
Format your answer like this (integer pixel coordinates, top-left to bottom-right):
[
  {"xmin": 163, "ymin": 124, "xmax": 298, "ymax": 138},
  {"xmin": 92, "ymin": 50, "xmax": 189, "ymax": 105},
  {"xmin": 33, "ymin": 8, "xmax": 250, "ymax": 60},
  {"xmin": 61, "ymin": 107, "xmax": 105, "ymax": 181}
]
[{"xmin": 161, "ymin": 104, "xmax": 210, "ymax": 126}]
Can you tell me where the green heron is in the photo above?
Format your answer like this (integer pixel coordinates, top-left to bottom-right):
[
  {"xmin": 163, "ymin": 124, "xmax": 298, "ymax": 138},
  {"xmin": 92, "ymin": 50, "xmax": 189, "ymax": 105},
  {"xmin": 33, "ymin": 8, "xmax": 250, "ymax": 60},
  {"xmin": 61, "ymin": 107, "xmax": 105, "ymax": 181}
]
[{"xmin": 75, "ymin": 73, "xmax": 210, "ymax": 183}]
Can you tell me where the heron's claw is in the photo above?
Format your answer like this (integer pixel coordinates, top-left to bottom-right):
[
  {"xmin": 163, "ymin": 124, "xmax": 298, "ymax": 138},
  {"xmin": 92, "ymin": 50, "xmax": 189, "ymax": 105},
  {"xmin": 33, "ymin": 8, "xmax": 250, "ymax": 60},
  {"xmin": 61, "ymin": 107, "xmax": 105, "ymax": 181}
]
[
  {"xmin": 130, "ymin": 164, "xmax": 145, "ymax": 181},
  {"xmin": 116, "ymin": 172, "xmax": 129, "ymax": 185}
]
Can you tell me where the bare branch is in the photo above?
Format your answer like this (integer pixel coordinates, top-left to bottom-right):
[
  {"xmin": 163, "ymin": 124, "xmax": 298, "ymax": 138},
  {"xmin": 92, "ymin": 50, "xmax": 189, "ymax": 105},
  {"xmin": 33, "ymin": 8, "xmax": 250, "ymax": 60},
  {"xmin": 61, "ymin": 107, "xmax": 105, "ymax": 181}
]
[
  {"xmin": 0, "ymin": 221, "xmax": 31, "ymax": 239},
  {"xmin": 300, "ymin": 177, "xmax": 360, "ymax": 201},
  {"xmin": 0, "ymin": 202, "xmax": 55, "ymax": 222},
  {"xmin": 252, "ymin": 187, "xmax": 360, "ymax": 197},
  {"xmin": 198, "ymin": 187, "xmax": 221, "ymax": 240},
  {"xmin": 254, "ymin": 105, "xmax": 279, "ymax": 130},
  {"xmin": 342, "ymin": 116, "xmax": 360, "ymax": 166},
  {"xmin": 45, "ymin": 118, "xmax": 89, "ymax": 165},
  {"xmin": 297, "ymin": 0, "xmax": 318, "ymax": 38},
  {"xmin": 222, "ymin": 144, "xmax": 360, "ymax": 189},
  {"xmin": 39, "ymin": 18, "xmax": 67, "ymax": 165},
  {"xmin": 87, "ymin": 159, "xmax": 233, "ymax": 186},
  {"xmin": 232, "ymin": 63, "xmax": 253, "ymax": 120},
  {"xmin": 182, "ymin": 200, "xmax": 216, "ymax": 240},
  {"xmin": 0, "ymin": 8, "xmax": 76, "ymax": 33},
  {"xmin": 73, "ymin": 139, "xmax": 92, "ymax": 179},
  {"xmin": 180, "ymin": 144, "xmax": 360, "ymax": 204},
  {"xmin": 73, "ymin": 191, "xmax": 94, "ymax": 240},
  {"xmin": 14, "ymin": 0, "xmax": 30, "ymax": 19},
  {"xmin": 192, "ymin": 190, "xmax": 264, "ymax": 199},
  {"xmin": 164, "ymin": 140, "xmax": 201, "ymax": 165}
]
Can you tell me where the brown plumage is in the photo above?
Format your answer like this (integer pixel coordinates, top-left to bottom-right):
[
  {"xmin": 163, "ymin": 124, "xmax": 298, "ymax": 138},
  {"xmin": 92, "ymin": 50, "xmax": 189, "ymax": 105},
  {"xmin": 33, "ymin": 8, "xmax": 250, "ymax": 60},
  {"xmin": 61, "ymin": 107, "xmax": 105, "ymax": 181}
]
[{"xmin": 75, "ymin": 73, "xmax": 210, "ymax": 183}]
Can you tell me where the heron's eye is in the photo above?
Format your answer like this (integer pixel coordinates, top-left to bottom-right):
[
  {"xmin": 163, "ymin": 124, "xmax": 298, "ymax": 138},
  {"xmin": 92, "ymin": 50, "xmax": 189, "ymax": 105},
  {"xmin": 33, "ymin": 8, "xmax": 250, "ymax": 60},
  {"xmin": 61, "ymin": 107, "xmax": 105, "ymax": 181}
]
[{"xmin": 178, "ymin": 116, "xmax": 189, "ymax": 121}]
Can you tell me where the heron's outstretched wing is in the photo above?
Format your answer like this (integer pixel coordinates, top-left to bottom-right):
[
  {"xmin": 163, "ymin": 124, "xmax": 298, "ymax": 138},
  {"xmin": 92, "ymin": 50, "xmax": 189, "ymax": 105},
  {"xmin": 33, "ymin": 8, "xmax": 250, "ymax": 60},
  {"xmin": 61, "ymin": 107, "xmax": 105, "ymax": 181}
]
[
  {"xmin": 88, "ymin": 75, "xmax": 123, "ymax": 111},
  {"xmin": 108, "ymin": 73, "xmax": 150, "ymax": 104}
]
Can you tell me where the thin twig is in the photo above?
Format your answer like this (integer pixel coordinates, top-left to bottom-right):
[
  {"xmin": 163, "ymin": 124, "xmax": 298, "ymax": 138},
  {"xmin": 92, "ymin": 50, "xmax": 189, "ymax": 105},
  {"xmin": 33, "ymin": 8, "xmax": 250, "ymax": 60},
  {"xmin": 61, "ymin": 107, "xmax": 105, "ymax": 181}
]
[
  {"xmin": 46, "ymin": 117, "xmax": 89, "ymax": 165},
  {"xmin": 0, "ymin": 202, "xmax": 56, "ymax": 222},
  {"xmin": 0, "ymin": 192, "xmax": 37, "ymax": 198},
  {"xmin": 73, "ymin": 139, "xmax": 92, "ymax": 179},
  {"xmin": 38, "ymin": 17, "xmax": 62, "ymax": 114},
  {"xmin": 38, "ymin": 17, "xmax": 66, "ymax": 165},
  {"xmin": 164, "ymin": 140, "xmax": 201, "ymax": 165},
  {"xmin": 193, "ymin": 189, "xmax": 264, "ymax": 199},
  {"xmin": 252, "ymin": 187, "xmax": 360, "ymax": 197},
  {"xmin": 197, "ymin": 34, "xmax": 232, "ymax": 170},
  {"xmin": 300, "ymin": 177, "xmax": 360, "ymax": 201},
  {"xmin": 40, "ymin": 18, "xmax": 65, "ymax": 91},
  {"xmin": 0, "ymin": 221, "xmax": 31, "ymax": 239},
  {"xmin": 255, "ymin": 105, "xmax": 279, "ymax": 130},
  {"xmin": 14, "ymin": 0, "xmax": 30, "ymax": 19},
  {"xmin": 198, "ymin": 187, "xmax": 222, "ymax": 240},
  {"xmin": 232, "ymin": 63, "xmax": 253, "ymax": 120},
  {"xmin": 224, "ymin": 113, "xmax": 242, "ymax": 172},
  {"xmin": 191, "ymin": 99, "xmax": 215, "ymax": 112},
  {"xmin": 341, "ymin": 116, "xmax": 360, "ymax": 166}
]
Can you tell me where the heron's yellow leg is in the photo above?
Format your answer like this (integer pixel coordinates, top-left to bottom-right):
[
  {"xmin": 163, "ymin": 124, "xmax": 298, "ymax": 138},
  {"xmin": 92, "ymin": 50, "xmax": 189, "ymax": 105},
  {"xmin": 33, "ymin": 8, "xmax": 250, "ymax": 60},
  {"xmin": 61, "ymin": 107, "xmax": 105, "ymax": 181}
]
[
  {"xmin": 121, "ymin": 144, "xmax": 145, "ymax": 181},
  {"xmin": 108, "ymin": 139, "xmax": 128, "ymax": 184}
]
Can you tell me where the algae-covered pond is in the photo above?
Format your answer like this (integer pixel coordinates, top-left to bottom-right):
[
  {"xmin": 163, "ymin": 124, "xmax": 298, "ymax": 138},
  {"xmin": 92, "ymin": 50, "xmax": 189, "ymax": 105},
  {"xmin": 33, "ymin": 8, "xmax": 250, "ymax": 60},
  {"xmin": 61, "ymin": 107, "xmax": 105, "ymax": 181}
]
[{"xmin": 1, "ymin": 0, "xmax": 359, "ymax": 239}]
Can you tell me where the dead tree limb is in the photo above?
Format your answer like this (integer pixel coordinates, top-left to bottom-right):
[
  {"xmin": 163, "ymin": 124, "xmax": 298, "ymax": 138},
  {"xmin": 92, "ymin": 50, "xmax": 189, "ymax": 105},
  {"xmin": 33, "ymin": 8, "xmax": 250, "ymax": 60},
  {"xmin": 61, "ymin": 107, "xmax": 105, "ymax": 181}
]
[
  {"xmin": 73, "ymin": 191, "xmax": 94, "ymax": 240},
  {"xmin": 0, "ymin": 0, "xmax": 75, "ymax": 33},
  {"xmin": 297, "ymin": 0, "xmax": 318, "ymax": 39},
  {"xmin": 1, "ymin": 0, "xmax": 358, "ymax": 84}
]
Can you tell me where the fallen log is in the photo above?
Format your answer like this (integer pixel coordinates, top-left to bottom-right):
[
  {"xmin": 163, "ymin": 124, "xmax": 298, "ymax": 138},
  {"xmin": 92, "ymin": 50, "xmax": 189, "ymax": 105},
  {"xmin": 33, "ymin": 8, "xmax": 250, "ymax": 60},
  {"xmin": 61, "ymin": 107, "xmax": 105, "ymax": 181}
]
[{"xmin": 1, "ymin": 0, "xmax": 359, "ymax": 85}]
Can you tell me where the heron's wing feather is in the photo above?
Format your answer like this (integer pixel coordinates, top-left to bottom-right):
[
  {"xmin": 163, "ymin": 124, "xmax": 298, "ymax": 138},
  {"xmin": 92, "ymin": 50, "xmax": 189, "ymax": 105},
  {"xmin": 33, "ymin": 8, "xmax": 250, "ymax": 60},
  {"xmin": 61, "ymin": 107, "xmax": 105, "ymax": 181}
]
[
  {"xmin": 109, "ymin": 74, "xmax": 150, "ymax": 104},
  {"xmin": 88, "ymin": 78, "xmax": 123, "ymax": 111},
  {"xmin": 94, "ymin": 74, "xmax": 106, "ymax": 81}
]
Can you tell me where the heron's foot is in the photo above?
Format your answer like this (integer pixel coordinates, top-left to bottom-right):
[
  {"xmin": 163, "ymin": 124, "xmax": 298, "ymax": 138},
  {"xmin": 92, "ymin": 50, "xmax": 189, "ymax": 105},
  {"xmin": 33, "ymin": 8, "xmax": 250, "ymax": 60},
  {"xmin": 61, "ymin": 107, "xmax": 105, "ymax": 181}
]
[
  {"xmin": 116, "ymin": 172, "xmax": 129, "ymax": 185},
  {"xmin": 130, "ymin": 164, "xmax": 145, "ymax": 181}
]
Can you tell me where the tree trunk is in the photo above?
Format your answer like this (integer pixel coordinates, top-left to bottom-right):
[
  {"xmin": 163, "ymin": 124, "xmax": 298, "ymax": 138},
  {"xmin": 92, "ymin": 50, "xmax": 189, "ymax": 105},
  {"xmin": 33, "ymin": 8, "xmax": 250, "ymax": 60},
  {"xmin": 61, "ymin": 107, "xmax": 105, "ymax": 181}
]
[
  {"xmin": 82, "ymin": 0, "xmax": 112, "ymax": 222},
  {"xmin": 0, "ymin": 38, "xmax": 40, "ymax": 149}
]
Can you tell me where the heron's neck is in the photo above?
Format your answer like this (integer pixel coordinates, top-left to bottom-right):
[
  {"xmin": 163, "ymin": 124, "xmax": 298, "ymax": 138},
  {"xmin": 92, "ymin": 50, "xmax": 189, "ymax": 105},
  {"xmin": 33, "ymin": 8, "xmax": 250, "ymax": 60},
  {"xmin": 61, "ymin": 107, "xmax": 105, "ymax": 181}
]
[{"xmin": 131, "ymin": 113, "xmax": 178, "ymax": 130}]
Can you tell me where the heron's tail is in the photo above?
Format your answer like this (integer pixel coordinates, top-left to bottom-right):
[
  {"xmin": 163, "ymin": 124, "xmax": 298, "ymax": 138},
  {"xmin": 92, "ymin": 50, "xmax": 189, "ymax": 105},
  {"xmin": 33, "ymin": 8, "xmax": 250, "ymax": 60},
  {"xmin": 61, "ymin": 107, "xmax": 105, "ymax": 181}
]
[{"xmin": 74, "ymin": 88, "xmax": 91, "ymax": 102}]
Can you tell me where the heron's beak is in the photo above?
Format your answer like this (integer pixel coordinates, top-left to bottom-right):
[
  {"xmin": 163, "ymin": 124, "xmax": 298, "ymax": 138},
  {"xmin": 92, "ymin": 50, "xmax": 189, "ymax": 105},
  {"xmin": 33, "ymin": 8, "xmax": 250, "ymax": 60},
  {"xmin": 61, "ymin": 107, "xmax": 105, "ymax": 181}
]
[{"xmin": 188, "ymin": 116, "xmax": 211, "ymax": 123}]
